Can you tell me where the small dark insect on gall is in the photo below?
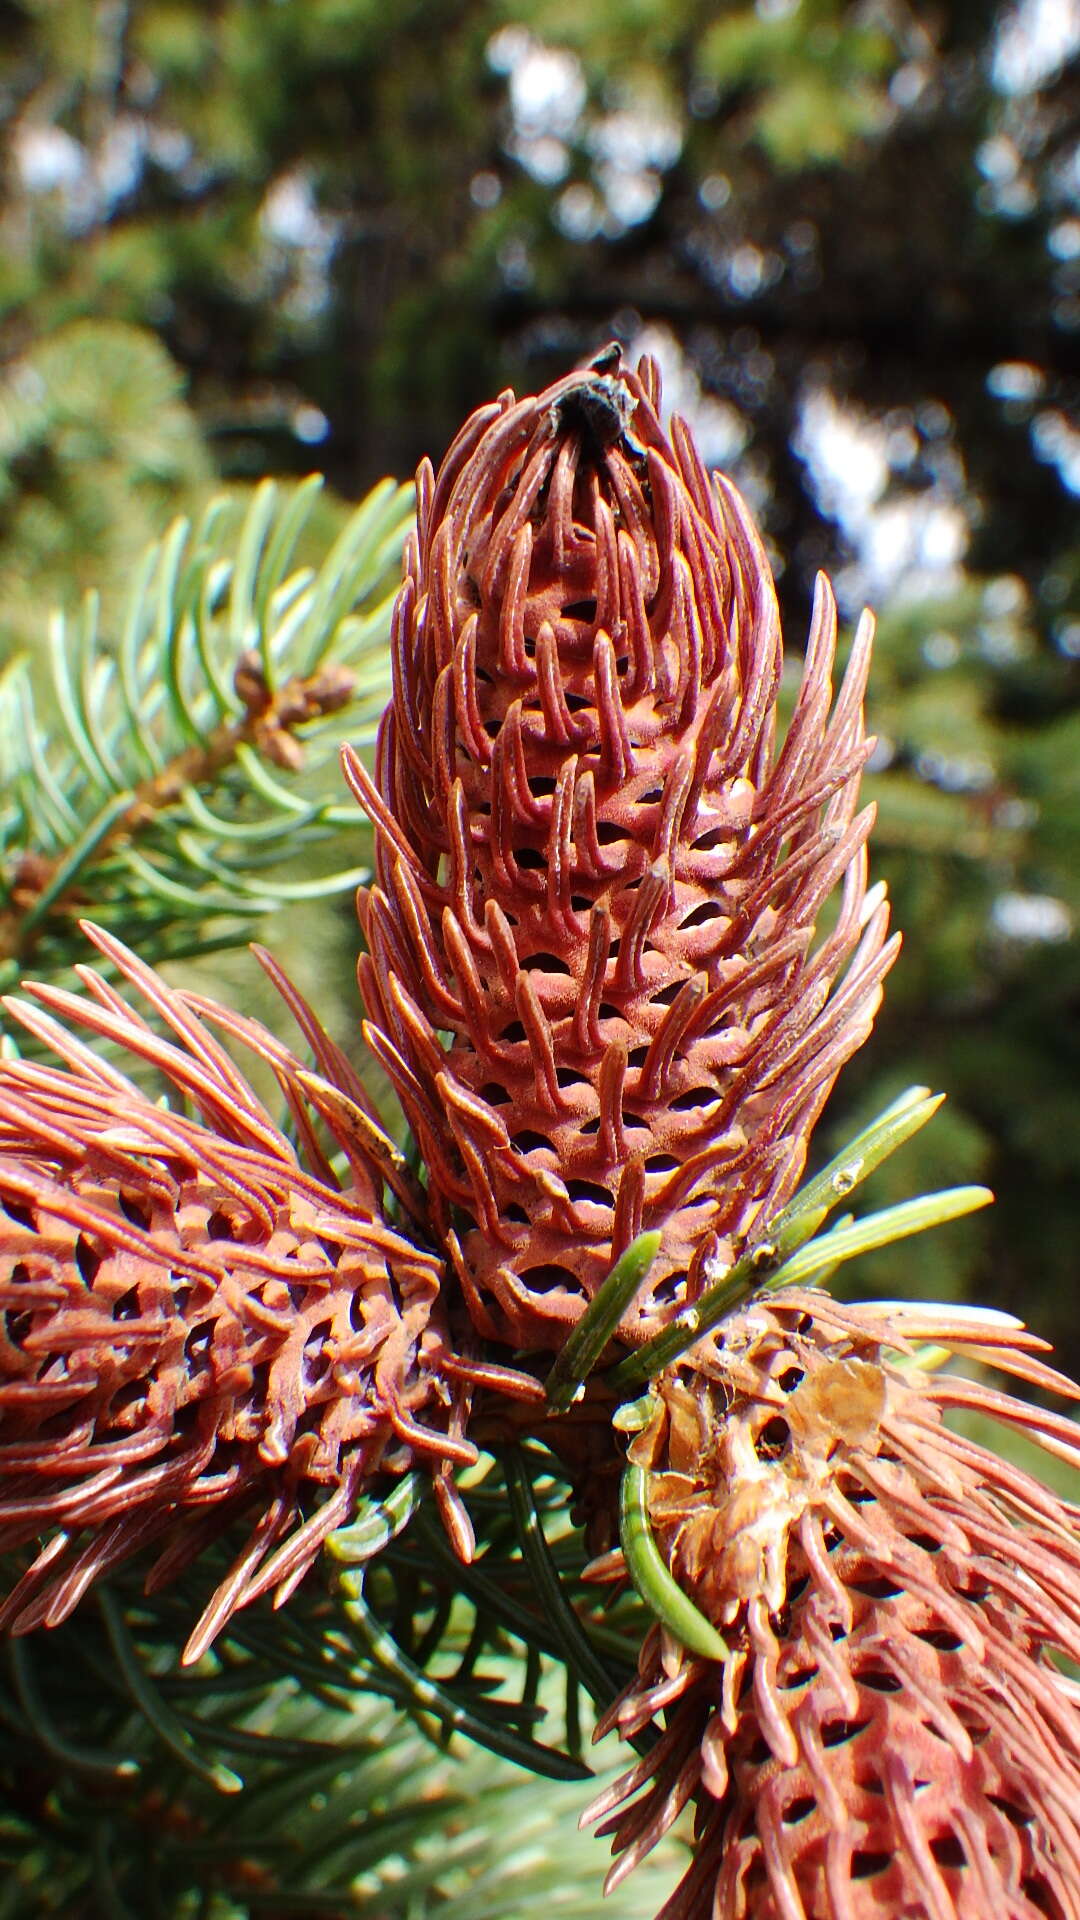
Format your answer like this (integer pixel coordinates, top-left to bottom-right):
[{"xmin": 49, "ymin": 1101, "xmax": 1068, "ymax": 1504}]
[
  {"xmin": 548, "ymin": 341, "xmax": 647, "ymax": 459},
  {"xmin": 588, "ymin": 341, "xmax": 623, "ymax": 375}
]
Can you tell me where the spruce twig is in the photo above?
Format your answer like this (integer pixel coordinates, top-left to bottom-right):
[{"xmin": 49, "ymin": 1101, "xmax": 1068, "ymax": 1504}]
[{"xmin": 0, "ymin": 476, "xmax": 412, "ymax": 987}]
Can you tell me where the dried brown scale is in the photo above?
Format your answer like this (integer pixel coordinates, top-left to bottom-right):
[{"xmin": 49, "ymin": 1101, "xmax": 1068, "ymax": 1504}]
[
  {"xmin": 585, "ymin": 1290, "xmax": 1080, "ymax": 1920},
  {"xmin": 0, "ymin": 924, "xmax": 483, "ymax": 1659},
  {"xmin": 354, "ymin": 350, "xmax": 898, "ymax": 1352}
]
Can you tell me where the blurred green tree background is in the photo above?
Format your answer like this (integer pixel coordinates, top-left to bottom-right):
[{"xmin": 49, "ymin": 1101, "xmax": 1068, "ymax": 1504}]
[{"xmin": 1, "ymin": 1, "xmax": 1078, "ymax": 1343}]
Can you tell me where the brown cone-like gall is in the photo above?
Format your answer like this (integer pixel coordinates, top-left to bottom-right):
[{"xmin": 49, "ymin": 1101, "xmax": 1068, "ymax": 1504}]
[
  {"xmin": 586, "ymin": 1290, "xmax": 1080, "ymax": 1919},
  {"xmin": 351, "ymin": 350, "xmax": 897, "ymax": 1353},
  {"xmin": 0, "ymin": 925, "xmax": 480, "ymax": 1659}
]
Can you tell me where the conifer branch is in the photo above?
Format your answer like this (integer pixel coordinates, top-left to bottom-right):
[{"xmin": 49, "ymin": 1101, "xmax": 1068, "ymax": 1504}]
[{"xmin": 0, "ymin": 475, "xmax": 412, "ymax": 988}]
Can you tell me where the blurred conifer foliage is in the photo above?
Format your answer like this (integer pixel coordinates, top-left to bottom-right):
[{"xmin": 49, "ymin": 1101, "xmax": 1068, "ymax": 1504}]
[
  {"xmin": 2, "ymin": 0, "xmax": 1078, "ymax": 1359},
  {"xmin": 0, "ymin": 320, "xmax": 211, "ymax": 653}
]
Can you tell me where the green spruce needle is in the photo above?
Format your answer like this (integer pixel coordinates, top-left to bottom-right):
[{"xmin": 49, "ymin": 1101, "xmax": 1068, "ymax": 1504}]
[
  {"xmin": 619, "ymin": 1465, "xmax": 729, "ymax": 1663},
  {"xmin": 544, "ymin": 1230, "xmax": 662, "ymax": 1411}
]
